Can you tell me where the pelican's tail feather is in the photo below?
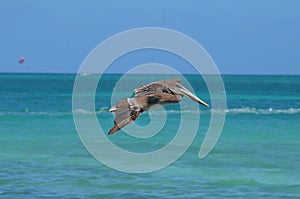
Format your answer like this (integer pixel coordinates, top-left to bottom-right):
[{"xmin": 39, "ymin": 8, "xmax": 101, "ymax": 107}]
[{"xmin": 108, "ymin": 106, "xmax": 117, "ymax": 112}]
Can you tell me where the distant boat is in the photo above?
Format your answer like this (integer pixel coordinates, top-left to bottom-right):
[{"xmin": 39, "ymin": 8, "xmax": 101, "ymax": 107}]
[
  {"xmin": 18, "ymin": 57, "xmax": 25, "ymax": 64},
  {"xmin": 80, "ymin": 72, "xmax": 90, "ymax": 76}
]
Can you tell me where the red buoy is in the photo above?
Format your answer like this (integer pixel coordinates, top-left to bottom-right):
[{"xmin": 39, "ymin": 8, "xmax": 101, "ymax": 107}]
[{"xmin": 18, "ymin": 57, "xmax": 25, "ymax": 63}]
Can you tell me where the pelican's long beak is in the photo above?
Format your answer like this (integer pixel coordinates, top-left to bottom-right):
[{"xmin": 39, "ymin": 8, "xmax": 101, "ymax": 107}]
[{"xmin": 173, "ymin": 85, "xmax": 209, "ymax": 107}]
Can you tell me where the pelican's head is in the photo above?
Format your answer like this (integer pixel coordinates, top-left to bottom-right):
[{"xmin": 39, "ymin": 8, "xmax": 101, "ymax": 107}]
[{"xmin": 169, "ymin": 81, "xmax": 209, "ymax": 107}]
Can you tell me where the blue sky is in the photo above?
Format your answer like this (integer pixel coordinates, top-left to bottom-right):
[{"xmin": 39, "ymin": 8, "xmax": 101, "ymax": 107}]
[{"xmin": 1, "ymin": 0, "xmax": 299, "ymax": 74}]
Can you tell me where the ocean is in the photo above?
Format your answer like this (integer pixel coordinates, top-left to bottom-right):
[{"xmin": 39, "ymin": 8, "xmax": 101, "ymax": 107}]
[{"xmin": 0, "ymin": 74, "xmax": 299, "ymax": 198}]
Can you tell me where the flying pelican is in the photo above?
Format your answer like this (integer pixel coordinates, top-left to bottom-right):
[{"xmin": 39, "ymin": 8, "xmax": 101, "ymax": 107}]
[{"xmin": 108, "ymin": 78, "xmax": 209, "ymax": 135}]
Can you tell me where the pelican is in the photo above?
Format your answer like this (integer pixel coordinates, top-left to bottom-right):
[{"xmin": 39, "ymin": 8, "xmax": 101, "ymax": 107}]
[{"xmin": 108, "ymin": 78, "xmax": 209, "ymax": 135}]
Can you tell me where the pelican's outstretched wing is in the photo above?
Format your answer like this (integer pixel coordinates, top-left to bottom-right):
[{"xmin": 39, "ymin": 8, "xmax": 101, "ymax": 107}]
[
  {"xmin": 134, "ymin": 78, "xmax": 181, "ymax": 97},
  {"xmin": 108, "ymin": 98, "xmax": 143, "ymax": 135}
]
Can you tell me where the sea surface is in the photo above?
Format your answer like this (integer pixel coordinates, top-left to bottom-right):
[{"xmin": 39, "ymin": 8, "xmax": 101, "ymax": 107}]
[{"xmin": 0, "ymin": 74, "xmax": 300, "ymax": 198}]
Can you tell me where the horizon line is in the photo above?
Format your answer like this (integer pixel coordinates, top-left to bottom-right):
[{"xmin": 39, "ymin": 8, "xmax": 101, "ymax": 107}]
[{"xmin": 0, "ymin": 72, "xmax": 300, "ymax": 76}]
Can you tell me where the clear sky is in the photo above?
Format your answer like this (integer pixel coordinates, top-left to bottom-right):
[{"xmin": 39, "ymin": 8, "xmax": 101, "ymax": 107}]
[{"xmin": 1, "ymin": 0, "xmax": 300, "ymax": 74}]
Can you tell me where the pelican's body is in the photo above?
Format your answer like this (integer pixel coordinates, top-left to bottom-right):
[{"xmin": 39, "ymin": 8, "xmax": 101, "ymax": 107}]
[{"xmin": 108, "ymin": 79, "xmax": 208, "ymax": 135}]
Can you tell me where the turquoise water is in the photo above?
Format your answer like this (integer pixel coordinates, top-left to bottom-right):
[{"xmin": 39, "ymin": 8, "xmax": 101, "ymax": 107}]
[{"xmin": 0, "ymin": 74, "xmax": 300, "ymax": 198}]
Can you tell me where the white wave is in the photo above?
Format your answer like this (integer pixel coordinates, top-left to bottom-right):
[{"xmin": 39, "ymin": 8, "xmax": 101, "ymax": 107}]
[
  {"xmin": 72, "ymin": 109, "xmax": 95, "ymax": 114},
  {"xmin": 1, "ymin": 107, "xmax": 299, "ymax": 116},
  {"xmin": 73, "ymin": 108, "xmax": 110, "ymax": 114},
  {"xmin": 0, "ymin": 111, "xmax": 71, "ymax": 116},
  {"xmin": 224, "ymin": 107, "xmax": 300, "ymax": 115},
  {"xmin": 148, "ymin": 107, "xmax": 300, "ymax": 115},
  {"xmin": 142, "ymin": 107, "xmax": 300, "ymax": 115}
]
